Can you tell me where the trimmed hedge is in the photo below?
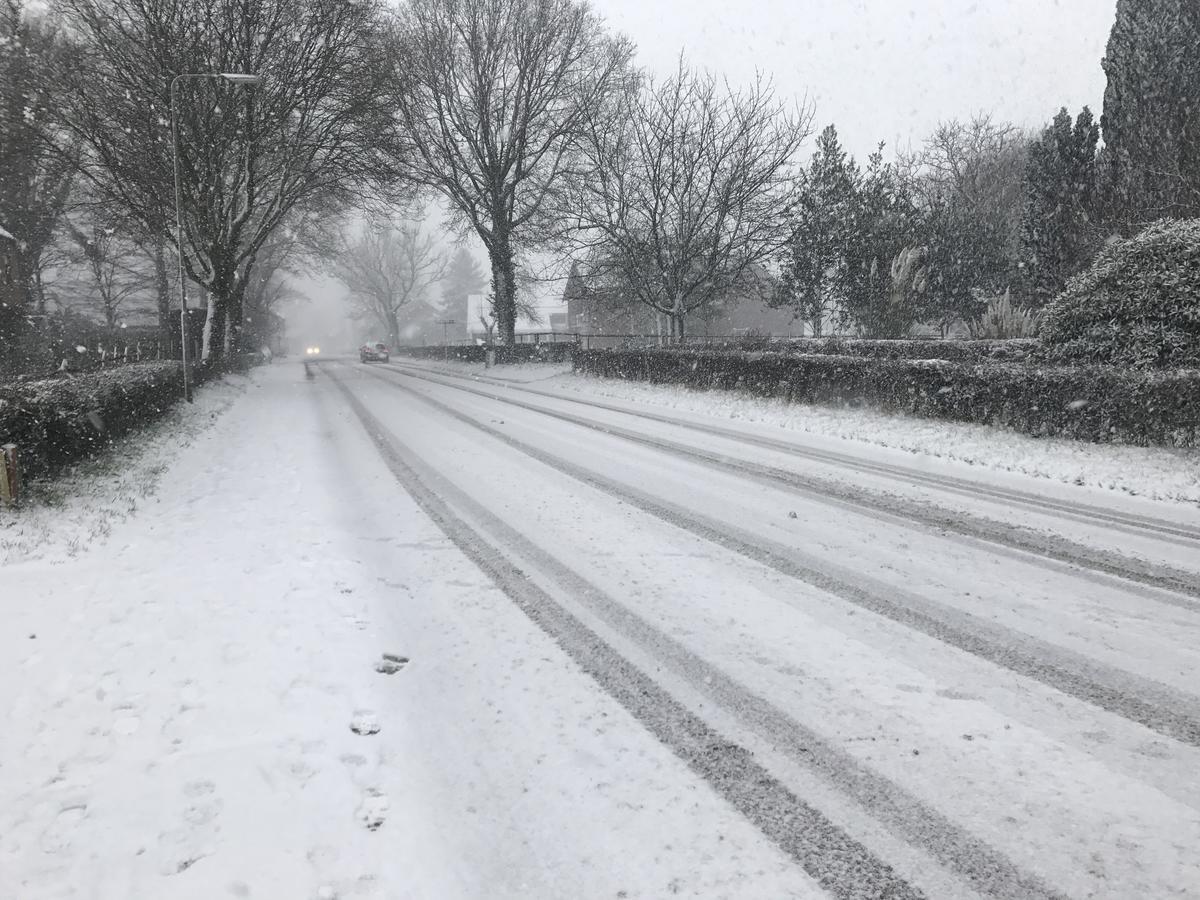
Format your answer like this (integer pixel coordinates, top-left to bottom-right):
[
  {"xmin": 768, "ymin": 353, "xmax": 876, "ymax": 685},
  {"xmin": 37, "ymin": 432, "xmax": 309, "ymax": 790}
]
[
  {"xmin": 0, "ymin": 362, "xmax": 185, "ymax": 477},
  {"xmin": 690, "ymin": 337, "xmax": 1041, "ymax": 363},
  {"xmin": 393, "ymin": 343, "xmax": 577, "ymax": 364},
  {"xmin": 574, "ymin": 349, "xmax": 1200, "ymax": 447},
  {"xmin": 1040, "ymin": 218, "xmax": 1200, "ymax": 368}
]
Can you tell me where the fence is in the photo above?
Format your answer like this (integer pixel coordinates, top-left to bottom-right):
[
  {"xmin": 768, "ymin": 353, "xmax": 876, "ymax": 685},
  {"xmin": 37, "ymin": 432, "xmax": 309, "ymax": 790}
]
[{"xmin": 512, "ymin": 331, "xmax": 581, "ymax": 345}]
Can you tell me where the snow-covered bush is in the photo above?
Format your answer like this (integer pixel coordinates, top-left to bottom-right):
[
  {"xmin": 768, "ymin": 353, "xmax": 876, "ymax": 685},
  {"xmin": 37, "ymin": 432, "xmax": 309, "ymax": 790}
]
[
  {"xmin": 575, "ymin": 349, "xmax": 1200, "ymax": 447},
  {"xmin": 1040, "ymin": 219, "xmax": 1200, "ymax": 367},
  {"xmin": 0, "ymin": 362, "xmax": 183, "ymax": 476}
]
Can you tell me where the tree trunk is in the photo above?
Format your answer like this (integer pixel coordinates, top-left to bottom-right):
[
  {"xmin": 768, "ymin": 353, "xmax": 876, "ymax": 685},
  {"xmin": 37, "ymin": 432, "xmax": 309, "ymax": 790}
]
[
  {"xmin": 201, "ymin": 267, "xmax": 237, "ymax": 363},
  {"xmin": 153, "ymin": 239, "xmax": 173, "ymax": 356},
  {"xmin": 32, "ymin": 265, "xmax": 47, "ymax": 316},
  {"xmin": 387, "ymin": 310, "xmax": 399, "ymax": 349},
  {"xmin": 201, "ymin": 287, "xmax": 227, "ymax": 363},
  {"xmin": 488, "ymin": 230, "xmax": 517, "ymax": 345},
  {"xmin": 226, "ymin": 280, "xmax": 245, "ymax": 357}
]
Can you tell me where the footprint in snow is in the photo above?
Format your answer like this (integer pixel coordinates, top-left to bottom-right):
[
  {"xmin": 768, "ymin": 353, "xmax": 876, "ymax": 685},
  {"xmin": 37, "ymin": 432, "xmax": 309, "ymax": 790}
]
[
  {"xmin": 356, "ymin": 788, "xmax": 389, "ymax": 831},
  {"xmin": 375, "ymin": 653, "xmax": 409, "ymax": 675},
  {"xmin": 350, "ymin": 711, "xmax": 380, "ymax": 736},
  {"xmin": 40, "ymin": 803, "xmax": 88, "ymax": 854},
  {"xmin": 113, "ymin": 702, "xmax": 142, "ymax": 735},
  {"xmin": 183, "ymin": 779, "xmax": 216, "ymax": 798}
]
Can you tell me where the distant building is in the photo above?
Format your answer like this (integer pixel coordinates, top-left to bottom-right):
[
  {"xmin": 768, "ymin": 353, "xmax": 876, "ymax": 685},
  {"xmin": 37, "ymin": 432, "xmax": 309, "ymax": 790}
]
[
  {"xmin": 561, "ymin": 260, "xmax": 814, "ymax": 338},
  {"xmin": 548, "ymin": 312, "xmax": 567, "ymax": 332}
]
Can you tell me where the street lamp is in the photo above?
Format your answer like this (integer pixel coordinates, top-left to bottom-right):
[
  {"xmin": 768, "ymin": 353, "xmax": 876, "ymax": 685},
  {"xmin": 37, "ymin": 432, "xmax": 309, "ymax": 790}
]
[{"xmin": 170, "ymin": 71, "xmax": 263, "ymax": 402}]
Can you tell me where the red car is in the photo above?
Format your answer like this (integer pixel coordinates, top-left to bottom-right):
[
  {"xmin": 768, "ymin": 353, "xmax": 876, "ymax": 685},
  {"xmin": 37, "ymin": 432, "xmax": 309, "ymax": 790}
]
[{"xmin": 359, "ymin": 341, "xmax": 390, "ymax": 363}]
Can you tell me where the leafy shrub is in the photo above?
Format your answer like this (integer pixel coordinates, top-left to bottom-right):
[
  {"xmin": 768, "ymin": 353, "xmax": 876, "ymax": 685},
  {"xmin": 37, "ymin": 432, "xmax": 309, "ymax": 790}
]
[
  {"xmin": 1040, "ymin": 218, "xmax": 1200, "ymax": 367},
  {"xmin": 0, "ymin": 362, "xmax": 184, "ymax": 476},
  {"xmin": 967, "ymin": 289, "xmax": 1041, "ymax": 339},
  {"xmin": 574, "ymin": 349, "xmax": 1200, "ymax": 447}
]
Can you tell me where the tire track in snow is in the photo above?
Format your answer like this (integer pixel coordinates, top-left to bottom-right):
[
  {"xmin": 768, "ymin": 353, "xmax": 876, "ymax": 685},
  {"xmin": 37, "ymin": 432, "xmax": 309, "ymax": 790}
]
[
  {"xmin": 364, "ymin": 364, "xmax": 1200, "ymax": 749},
  {"xmin": 384, "ymin": 361, "xmax": 1200, "ymax": 607},
  {"xmin": 326, "ymin": 364, "xmax": 1066, "ymax": 900}
]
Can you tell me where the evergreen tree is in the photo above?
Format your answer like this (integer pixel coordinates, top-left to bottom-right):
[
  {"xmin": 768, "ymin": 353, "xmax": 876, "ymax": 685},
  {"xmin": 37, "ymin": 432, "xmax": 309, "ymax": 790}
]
[
  {"xmin": 773, "ymin": 125, "xmax": 858, "ymax": 336},
  {"xmin": 439, "ymin": 247, "xmax": 486, "ymax": 336},
  {"xmin": 842, "ymin": 145, "xmax": 923, "ymax": 337},
  {"xmin": 1099, "ymin": 0, "xmax": 1200, "ymax": 227},
  {"xmin": 1020, "ymin": 108, "xmax": 1100, "ymax": 306}
]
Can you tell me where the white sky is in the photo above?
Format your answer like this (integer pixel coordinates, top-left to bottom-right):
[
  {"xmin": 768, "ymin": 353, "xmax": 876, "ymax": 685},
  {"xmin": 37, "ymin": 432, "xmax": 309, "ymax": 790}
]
[{"xmin": 594, "ymin": 0, "xmax": 1115, "ymax": 157}]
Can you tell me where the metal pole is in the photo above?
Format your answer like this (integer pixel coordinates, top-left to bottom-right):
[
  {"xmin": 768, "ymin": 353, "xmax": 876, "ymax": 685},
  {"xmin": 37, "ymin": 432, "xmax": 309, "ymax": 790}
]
[{"xmin": 170, "ymin": 75, "xmax": 192, "ymax": 403}]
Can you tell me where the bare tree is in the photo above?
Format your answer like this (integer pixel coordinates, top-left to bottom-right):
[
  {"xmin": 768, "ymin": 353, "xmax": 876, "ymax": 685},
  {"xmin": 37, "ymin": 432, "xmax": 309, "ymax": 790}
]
[
  {"xmin": 61, "ymin": 210, "xmax": 156, "ymax": 335},
  {"xmin": 333, "ymin": 219, "xmax": 446, "ymax": 347},
  {"xmin": 564, "ymin": 61, "xmax": 812, "ymax": 341},
  {"xmin": 384, "ymin": 0, "xmax": 633, "ymax": 345},
  {"xmin": 53, "ymin": 0, "xmax": 400, "ymax": 362},
  {"xmin": 910, "ymin": 115, "xmax": 1030, "ymax": 330},
  {"xmin": 240, "ymin": 214, "xmax": 329, "ymax": 352}
]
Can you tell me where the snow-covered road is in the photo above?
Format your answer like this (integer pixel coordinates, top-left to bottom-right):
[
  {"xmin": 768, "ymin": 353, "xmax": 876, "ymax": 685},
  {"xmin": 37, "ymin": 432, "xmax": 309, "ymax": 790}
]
[{"xmin": 3, "ymin": 358, "xmax": 1199, "ymax": 899}]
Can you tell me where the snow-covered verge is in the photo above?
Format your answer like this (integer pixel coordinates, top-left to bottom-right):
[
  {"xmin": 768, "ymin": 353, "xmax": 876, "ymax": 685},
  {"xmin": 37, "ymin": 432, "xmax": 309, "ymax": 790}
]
[
  {"xmin": 0, "ymin": 373, "xmax": 251, "ymax": 566},
  {"xmin": 393, "ymin": 358, "xmax": 1200, "ymax": 505}
]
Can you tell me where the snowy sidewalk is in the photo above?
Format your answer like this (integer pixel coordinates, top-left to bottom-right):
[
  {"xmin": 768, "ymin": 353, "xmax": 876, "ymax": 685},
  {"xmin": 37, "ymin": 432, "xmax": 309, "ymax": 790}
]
[{"xmin": 0, "ymin": 363, "xmax": 816, "ymax": 900}]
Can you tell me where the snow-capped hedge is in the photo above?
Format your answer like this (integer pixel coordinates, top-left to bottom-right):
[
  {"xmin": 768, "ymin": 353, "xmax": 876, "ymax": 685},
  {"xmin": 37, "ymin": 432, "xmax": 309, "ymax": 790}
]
[
  {"xmin": 1040, "ymin": 218, "xmax": 1200, "ymax": 368},
  {"xmin": 0, "ymin": 362, "xmax": 184, "ymax": 476},
  {"xmin": 574, "ymin": 349, "xmax": 1200, "ymax": 447},
  {"xmin": 394, "ymin": 343, "xmax": 577, "ymax": 364}
]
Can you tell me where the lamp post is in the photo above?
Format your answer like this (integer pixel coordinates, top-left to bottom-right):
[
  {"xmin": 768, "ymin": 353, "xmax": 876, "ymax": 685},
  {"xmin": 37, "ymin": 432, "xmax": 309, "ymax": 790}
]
[{"xmin": 170, "ymin": 72, "xmax": 262, "ymax": 402}]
